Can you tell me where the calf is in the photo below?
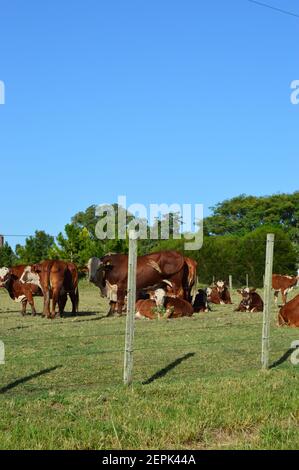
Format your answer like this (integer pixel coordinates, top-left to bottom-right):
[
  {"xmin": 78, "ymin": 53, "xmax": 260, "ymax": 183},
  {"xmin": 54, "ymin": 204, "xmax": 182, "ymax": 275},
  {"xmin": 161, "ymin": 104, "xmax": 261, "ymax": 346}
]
[
  {"xmin": 135, "ymin": 287, "xmax": 194, "ymax": 320},
  {"xmin": 235, "ymin": 288, "xmax": 264, "ymax": 313},
  {"xmin": 193, "ymin": 288, "xmax": 211, "ymax": 312},
  {"xmin": 0, "ymin": 267, "xmax": 42, "ymax": 315},
  {"xmin": 272, "ymin": 274, "xmax": 298, "ymax": 305},
  {"xmin": 278, "ymin": 294, "xmax": 299, "ymax": 327}
]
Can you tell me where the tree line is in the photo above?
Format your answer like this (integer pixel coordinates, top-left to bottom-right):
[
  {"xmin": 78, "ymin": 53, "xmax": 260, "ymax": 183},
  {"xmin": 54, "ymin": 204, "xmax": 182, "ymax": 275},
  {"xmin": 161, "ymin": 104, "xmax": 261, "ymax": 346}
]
[{"xmin": 1, "ymin": 192, "xmax": 298, "ymax": 287}]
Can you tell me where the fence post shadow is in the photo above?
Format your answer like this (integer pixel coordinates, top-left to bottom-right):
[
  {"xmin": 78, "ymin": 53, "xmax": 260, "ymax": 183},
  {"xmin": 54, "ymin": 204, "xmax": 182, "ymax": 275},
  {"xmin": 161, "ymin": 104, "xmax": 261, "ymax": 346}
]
[
  {"xmin": 0, "ymin": 365, "xmax": 62, "ymax": 394},
  {"xmin": 142, "ymin": 352, "xmax": 195, "ymax": 385}
]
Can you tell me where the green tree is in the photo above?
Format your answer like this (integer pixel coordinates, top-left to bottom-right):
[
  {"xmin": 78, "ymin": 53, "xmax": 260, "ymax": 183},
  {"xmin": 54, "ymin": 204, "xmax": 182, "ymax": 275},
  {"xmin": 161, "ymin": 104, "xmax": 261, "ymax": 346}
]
[
  {"xmin": 204, "ymin": 192, "xmax": 299, "ymax": 243},
  {"xmin": 15, "ymin": 231, "xmax": 55, "ymax": 264},
  {"xmin": 0, "ymin": 242, "xmax": 17, "ymax": 267}
]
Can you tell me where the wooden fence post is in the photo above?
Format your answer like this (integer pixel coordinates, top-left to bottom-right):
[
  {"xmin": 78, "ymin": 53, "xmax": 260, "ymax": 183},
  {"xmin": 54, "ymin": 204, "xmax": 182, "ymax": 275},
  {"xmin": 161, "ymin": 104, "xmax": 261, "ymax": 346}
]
[
  {"xmin": 229, "ymin": 275, "xmax": 233, "ymax": 291},
  {"xmin": 124, "ymin": 230, "xmax": 138, "ymax": 385},
  {"xmin": 261, "ymin": 233, "xmax": 275, "ymax": 370}
]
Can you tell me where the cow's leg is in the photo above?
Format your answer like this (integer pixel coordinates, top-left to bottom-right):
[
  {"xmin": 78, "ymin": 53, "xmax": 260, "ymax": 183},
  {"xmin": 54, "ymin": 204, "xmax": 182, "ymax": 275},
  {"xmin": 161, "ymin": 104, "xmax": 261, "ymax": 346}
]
[
  {"xmin": 69, "ymin": 289, "xmax": 78, "ymax": 314},
  {"xmin": 25, "ymin": 290, "xmax": 37, "ymax": 316},
  {"xmin": 282, "ymin": 290, "xmax": 287, "ymax": 305},
  {"xmin": 51, "ymin": 288, "xmax": 61, "ymax": 319},
  {"xmin": 107, "ymin": 301, "xmax": 117, "ymax": 317},
  {"xmin": 21, "ymin": 300, "xmax": 27, "ymax": 316},
  {"xmin": 58, "ymin": 293, "xmax": 68, "ymax": 317},
  {"xmin": 116, "ymin": 288, "xmax": 126, "ymax": 315},
  {"xmin": 43, "ymin": 290, "xmax": 51, "ymax": 318}
]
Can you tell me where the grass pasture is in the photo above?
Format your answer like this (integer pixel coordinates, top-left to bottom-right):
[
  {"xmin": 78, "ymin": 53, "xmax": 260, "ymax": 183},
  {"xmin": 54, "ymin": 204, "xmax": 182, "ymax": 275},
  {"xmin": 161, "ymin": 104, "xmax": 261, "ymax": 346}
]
[{"xmin": 0, "ymin": 280, "xmax": 298, "ymax": 450}]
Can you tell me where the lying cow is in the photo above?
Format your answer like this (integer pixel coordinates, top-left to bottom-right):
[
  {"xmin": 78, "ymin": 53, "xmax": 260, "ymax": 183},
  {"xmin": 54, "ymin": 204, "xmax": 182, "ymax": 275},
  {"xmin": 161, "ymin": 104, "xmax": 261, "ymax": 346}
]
[
  {"xmin": 207, "ymin": 281, "xmax": 232, "ymax": 305},
  {"xmin": 0, "ymin": 267, "xmax": 42, "ymax": 315},
  {"xmin": 21, "ymin": 260, "xmax": 79, "ymax": 319},
  {"xmin": 235, "ymin": 288, "xmax": 264, "ymax": 313},
  {"xmin": 136, "ymin": 287, "xmax": 193, "ymax": 320},
  {"xmin": 278, "ymin": 294, "xmax": 299, "ymax": 327},
  {"xmin": 88, "ymin": 251, "xmax": 197, "ymax": 316},
  {"xmin": 272, "ymin": 274, "xmax": 299, "ymax": 305},
  {"xmin": 193, "ymin": 288, "xmax": 211, "ymax": 313}
]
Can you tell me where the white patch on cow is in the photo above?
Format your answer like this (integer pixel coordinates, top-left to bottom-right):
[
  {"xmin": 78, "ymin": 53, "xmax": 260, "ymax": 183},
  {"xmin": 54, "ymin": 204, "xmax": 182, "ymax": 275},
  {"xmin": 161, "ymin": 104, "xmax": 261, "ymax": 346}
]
[
  {"xmin": 243, "ymin": 287, "xmax": 250, "ymax": 294},
  {"xmin": 0, "ymin": 267, "xmax": 9, "ymax": 280},
  {"xmin": 216, "ymin": 281, "xmax": 224, "ymax": 289},
  {"xmin": 135, "ymin": 311, "xmax": 143, "ymax": 319},
  {"xmin": 206, "ymin": 287, "xmax": 212, "ymax": 296},
  {"xmin": 20, "ymin": 266, "xmax": 42, "ymax": 289},
  {"xmin": 105, "ymin": 281, "xmax": 118, "ymax": 302},
  {"xmin": 154, "ymin": 288, "xmax": 166, "ymax": 306},
  {"xmin": 284, "ymin": 287, "xmax": 293, "ymax": 295},
  {"xmin": 14, "ymin": 295, "xmax": 26, "ymax": 303}
]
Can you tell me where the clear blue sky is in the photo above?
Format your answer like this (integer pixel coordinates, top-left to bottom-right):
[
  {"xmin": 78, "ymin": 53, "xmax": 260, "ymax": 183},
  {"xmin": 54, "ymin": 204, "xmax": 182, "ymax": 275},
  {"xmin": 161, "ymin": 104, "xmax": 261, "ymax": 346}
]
[{"xmin": 0, "ymin": 0, "xmax": 298, "ymax": 248}]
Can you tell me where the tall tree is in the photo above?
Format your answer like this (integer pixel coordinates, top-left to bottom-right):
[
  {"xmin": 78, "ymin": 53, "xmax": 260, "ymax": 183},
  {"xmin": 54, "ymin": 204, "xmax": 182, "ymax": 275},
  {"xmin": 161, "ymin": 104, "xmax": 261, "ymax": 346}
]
[
  {"xmin": 15, "ymin": 231, "xmax": 55, "ymax": 264},
  {"xmin": 0, "ymin": 243, "xmax": 17, "ymax": 267}
]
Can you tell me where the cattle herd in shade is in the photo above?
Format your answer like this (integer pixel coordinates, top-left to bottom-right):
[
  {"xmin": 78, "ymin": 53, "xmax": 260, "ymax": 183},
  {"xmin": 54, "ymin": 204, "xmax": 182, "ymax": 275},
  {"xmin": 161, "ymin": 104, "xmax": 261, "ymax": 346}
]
[{"xmin": 0, "ymin": 250, "xmax": 299, "ymax": 327}]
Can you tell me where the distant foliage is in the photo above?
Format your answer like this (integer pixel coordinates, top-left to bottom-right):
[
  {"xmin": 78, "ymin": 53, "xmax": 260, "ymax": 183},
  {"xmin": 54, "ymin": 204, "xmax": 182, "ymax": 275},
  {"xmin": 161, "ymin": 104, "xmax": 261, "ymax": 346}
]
[
  {"xmin": 0, "ymin": 243, "xmax": 17, "ymax": 267},
  {"xmin": 204, "ymin": 192, "xmax": 299, "ymax": 243},
  {"xmin": 15, "ymin": 231, "xmax": 55, "ymax": 265}
]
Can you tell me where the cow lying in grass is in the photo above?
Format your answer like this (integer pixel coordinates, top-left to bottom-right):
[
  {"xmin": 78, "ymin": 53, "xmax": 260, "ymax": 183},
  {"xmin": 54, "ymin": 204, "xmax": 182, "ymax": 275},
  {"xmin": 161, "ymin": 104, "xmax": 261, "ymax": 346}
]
[
  {"xmin": 135, "ymin": 286, "xmax": 193, "ymax": 320},
  {"xmin": 235, "ymin": 288, "xmax": 264, "ymax": 313},
  {"xmin": 0, "ymin": 267, "xmax": 42, "ymax": 315},
  {"xmin": 278, "ymin": 294, "xmax": 299, "ymax": 327},
  {"xmin": 193, "ymin": 288, "xmax": 211, "ymax": 312},
  {"xmin": 207, "ymin": 281, "xmax": 232, "ymax": 305}
]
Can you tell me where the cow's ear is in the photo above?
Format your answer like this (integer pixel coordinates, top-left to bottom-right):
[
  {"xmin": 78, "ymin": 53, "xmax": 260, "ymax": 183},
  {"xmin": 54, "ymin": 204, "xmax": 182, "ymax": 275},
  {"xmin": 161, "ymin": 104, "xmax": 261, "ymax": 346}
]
[{"xmin": 237, "ymin": 290, "xmax": 242, "ymax": 294}]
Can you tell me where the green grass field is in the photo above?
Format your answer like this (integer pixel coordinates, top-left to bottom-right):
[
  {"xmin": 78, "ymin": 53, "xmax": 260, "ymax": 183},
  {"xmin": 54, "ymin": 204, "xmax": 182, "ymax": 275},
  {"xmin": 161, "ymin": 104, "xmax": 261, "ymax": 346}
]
[{"xmin": 0, "ymin": 281, "xmax": 298, "ymax": 450}]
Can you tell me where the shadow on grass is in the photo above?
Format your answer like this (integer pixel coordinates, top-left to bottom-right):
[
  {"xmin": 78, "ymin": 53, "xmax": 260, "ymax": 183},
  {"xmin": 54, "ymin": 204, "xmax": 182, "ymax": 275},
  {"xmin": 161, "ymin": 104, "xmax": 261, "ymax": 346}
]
[
  {"xmin": 269, "ymin": 349, "xmax": 294, "ymax": 369},
  {"xmin": 142, "ymin": 353, "xmax": 195, "ymax": 385},
  {"xmin": 0, "ymin": 365, "xmax": 62, "ymax": 394}
]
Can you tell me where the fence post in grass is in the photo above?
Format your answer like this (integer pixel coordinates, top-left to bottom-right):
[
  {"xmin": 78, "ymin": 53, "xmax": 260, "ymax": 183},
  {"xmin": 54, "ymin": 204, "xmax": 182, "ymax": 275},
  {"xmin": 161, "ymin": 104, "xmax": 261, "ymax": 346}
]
[
  {"xmin": 246, "ymin": 274, "xmax": 249, "ymax": 288},
  {"xmin": 261, "ymin": 233, "xmax": 275, "ymax": 370},
  {"xmin": 229, "ymin": 275, "xmax": 233, "ymax": 291},
  {"xmin": 124, "ymin": 230, "xmax": 138, "ymax": 386}
]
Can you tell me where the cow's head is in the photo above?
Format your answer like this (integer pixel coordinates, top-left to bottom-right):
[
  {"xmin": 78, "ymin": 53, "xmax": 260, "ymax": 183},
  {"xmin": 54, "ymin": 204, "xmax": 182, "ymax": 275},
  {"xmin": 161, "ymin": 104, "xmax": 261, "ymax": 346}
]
[
  {"xmin": 153, "ymin": 288, "xmax": 166, "ymax": 307},
  {"xmin": 216, "ymin": 280, "xmax": 225, "ymax": 293},
  {"xmin": 0, "ymin": 267, "xmax": 11, "ymax": 288}
]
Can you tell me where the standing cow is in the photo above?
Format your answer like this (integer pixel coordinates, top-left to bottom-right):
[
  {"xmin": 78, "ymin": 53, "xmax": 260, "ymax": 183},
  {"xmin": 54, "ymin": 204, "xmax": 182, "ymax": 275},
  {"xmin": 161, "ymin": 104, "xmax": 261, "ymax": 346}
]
[
  {"xmin": 0, "ymin": 266, "xmax": 43, "ymax": 315},
  {"xmin": 21, "ymin": 260, "xmax": 79, "ymax": 319},
  {"xmin": 88, "ymin": 251, "xmax": 197, "ymax": 316},
  {"xmin": 272, "ymin": 274, "xmax": 299, "ymax": 305}
]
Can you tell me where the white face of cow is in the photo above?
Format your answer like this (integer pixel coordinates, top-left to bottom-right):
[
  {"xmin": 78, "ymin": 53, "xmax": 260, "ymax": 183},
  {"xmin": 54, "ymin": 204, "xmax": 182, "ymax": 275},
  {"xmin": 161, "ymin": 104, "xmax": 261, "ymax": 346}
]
[
  {"xmin": 87, "ymin": 257, "xmax": 103, "ymax": 283},
  {"xmin": 154, "ymin": 288, "xmax": 166, "ymax": 306},
  {"xmin": 0, "ymin": 267, "xmax": 10, "ymax": 287},
  {"xmin": 216, "ymin": 281, "xmax": 225, "ymax": 290}
]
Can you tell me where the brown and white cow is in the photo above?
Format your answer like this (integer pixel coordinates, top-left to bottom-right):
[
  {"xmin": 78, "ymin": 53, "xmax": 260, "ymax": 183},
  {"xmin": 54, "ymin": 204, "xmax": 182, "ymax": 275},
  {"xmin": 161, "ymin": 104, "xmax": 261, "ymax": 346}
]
[
  {"xmin": 278, "ymin": 294, "xmax": 299, "ymax": 327},
  {"xmin": 0, "ymin": 266, "xmax": 42, "ymax": 315},
  {"xmin": 207, "ymin": 281, "xmax": 232, "ymax": 305},
  {"xmin": 88, "ymin": 251, "xmax": 196, "ymax": 316},
  {"xmin": 272, "ymin": 274, "xmax": 299, "ymax": 305},
  {"xmin": 22, "ymin": 260, "xmax": 79, "ymax": 319},
  {"xmin": 235, "ymin": 288, "xmax": 264, "ymax": 313},
  {"xmin": 135, "ymin": 287, "xmax": 194, "ymax": 320}
]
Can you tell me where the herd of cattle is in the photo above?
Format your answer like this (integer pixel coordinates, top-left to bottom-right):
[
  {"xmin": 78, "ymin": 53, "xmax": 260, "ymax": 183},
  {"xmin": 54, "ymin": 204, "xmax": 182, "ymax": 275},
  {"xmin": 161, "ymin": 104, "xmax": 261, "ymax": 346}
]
[{"xmin": 0, "ymin": 250, "xmax": 298, "ymax": 327}]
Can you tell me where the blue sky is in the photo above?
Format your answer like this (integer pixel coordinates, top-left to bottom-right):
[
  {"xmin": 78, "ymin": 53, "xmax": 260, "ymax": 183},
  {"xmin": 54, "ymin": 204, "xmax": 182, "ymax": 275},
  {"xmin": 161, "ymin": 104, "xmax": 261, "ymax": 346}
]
[{"xmin": 0, "ymin": 0, "xmax": 298, "ymax": 248}]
